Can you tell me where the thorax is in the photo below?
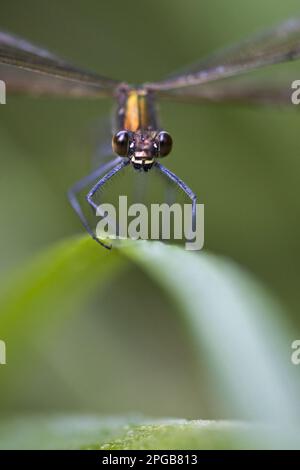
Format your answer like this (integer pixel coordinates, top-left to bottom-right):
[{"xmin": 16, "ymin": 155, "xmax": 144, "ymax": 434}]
[{"xmin": 116, "ymin": 87, "xmax": 158, "ymax": 132}]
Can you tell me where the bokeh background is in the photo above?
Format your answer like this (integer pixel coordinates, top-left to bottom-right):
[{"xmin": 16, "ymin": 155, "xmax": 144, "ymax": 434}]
[{"xmin": 1, "ymin": 0, "xmax": 300, "ymax": 420}]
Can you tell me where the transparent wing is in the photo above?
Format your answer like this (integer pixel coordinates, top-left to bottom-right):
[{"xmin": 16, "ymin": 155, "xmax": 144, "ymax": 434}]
[
  {"xmin": 0, "ymin": 31, "xmax": 122, "ymax": 97},
  {"xmin": 146, "ymin": 18, "xmax": 300, "ymax": 92},
  {"xmin": 156, "ymin": 73, "xmax": 297, "ymax": 106}
]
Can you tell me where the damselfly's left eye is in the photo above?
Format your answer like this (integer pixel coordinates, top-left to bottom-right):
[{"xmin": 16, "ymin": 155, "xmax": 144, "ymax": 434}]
[
  {"xmin": 112, "ymin": 130, "xmax": 130, "ymax": 156},
  {"xmin": 157, "ymin": 131, "xmax": 173, "ymax": 157}
]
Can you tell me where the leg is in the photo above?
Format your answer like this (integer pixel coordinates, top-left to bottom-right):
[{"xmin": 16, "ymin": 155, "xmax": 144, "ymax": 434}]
[
  {"xmin": 87, "ymin": 159, "xmax": 130, "ymax": 211},
  {"xmin": 68, "ymin": 157, "xmax": 121, "ymax": 248},
  {"xmin": 155, "ymin": 162, "xmax": 197, "ymax": 232},
  {"xmin": 86, "ymin": 159, "xmax": 130, "ymax": 241}
]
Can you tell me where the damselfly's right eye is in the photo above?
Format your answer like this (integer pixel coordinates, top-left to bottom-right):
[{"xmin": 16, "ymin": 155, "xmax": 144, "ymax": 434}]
[
  {"xmin": 112, "ymin": 130, "xmax": 130, "ymax": 156},
  {"xmin": 157, "ymin": 131, "xmax": 173, "ymax": 157}
]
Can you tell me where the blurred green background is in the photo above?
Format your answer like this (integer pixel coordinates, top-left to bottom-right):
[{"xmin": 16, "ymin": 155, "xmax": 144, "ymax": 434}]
[{"xmin": 1, "ymin": 0, "xmax": 300, "ymax": 422}]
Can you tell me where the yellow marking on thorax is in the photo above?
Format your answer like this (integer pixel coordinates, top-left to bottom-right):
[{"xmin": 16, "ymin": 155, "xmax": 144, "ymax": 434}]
[{"xmin": 124, "ymin": 90, "xmax": 149, "ymax": 131}]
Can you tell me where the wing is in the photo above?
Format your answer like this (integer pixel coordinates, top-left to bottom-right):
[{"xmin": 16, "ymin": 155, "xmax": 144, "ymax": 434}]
[
  {"xmin": 0, "ymin": 31, "xmax": 122, "ymax": 97},
  {"xmin": 156, "ymin": 74, "xmax": 296, "ymax": 107},
  {"xmin": 145, "ymin": 18, "xmax": 300, "ymax": 93}
]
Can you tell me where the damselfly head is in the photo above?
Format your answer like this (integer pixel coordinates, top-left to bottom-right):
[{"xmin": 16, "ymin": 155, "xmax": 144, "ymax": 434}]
[{"xmin": 112, "ymin": 129, "xmax": 173, "ymax": 171}]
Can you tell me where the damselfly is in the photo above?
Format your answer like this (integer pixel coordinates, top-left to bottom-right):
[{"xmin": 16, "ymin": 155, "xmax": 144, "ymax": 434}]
[{"xmin": 0, "ymin": 18, "xmax": 299, "ymax": 247}]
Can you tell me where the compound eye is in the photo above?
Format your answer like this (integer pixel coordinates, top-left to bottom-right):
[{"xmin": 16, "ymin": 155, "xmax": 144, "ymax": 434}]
[
  {"xmin": 157, "ymin": 131, "xmax": 173, "ymax": 157},
  {"xmin": 112, "ymin": 130, "xmax": 130, "ymax": 156}
]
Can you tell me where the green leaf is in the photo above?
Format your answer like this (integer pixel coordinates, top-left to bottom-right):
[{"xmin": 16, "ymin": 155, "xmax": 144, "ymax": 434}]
[
  {"xmin": 0, "ymin": 416, "xmax": 298, "ymax": 450},
  {"xmin": 0, "ymin": 415, "xmax": 141, "ymax": 450},
  {"xmin": 0, "ymin": 236, "xmax": 299, "ymax": 448},
  {"xmin": 100, "ymin": 420, "xmax": 300, "ymax": 451},
  {"xmin": 0, "ymin": 236, "xmax": 124, "ymax": 351},
  {"xmin": 121, "ymin": 241, "xmax": 299, "ymax": 422}
]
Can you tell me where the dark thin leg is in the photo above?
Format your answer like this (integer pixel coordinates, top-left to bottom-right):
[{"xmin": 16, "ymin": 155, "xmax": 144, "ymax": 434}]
[
  {"xmin": 68, "ymin": 157, "xmax": 121, "ymax": 248},
  {"xmin": 86, "ymin": 159, "xmax": 129, "ymax": 211},
  {"xmin": 86, "ymin": 159, "xmax": 130, "ymax": 242},
  {"xmin": 155, "ymin": 162, "xmax": 197, "ymax": 232}
]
